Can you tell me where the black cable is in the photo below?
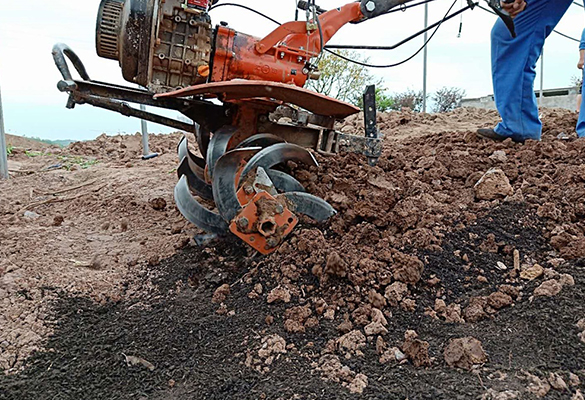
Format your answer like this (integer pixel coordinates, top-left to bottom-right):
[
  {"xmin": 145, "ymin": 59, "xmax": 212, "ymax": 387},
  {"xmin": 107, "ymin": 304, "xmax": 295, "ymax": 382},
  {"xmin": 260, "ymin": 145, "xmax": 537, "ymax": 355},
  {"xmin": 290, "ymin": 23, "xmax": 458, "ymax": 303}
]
[
  {"xmin": 208, "ymin": 3, "xmax": 281, "ymax": 25},
  {"xmin": 312, "ymin": 0, "xmax": 325, "ymax": 55},
  {"xmin": 325, "ymin": 0, "xmax": 459, "ymax": 68},
  {"xmin": 573, "ymin": 1, "xmax": 584, "ymax": 8},
  {"xmin": 477, "ymin": 3, "xmax": 580, "ymax": 42}
]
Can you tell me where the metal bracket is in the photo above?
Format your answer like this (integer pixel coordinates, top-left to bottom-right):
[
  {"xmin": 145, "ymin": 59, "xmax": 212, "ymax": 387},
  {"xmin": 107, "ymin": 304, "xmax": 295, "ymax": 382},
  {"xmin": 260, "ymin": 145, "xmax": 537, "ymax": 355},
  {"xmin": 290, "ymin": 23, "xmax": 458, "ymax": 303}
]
[{"xmin": 362, "ymin": 84, "xmax": 381, "ymax": 166}]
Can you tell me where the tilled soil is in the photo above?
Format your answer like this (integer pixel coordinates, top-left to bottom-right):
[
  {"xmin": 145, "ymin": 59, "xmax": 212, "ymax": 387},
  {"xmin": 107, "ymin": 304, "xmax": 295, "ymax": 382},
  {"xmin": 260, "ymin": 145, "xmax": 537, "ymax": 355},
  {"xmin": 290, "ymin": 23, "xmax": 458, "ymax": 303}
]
[{"xmin": 1, "ymin": 107, "xmax": 585, "ymax": 399}]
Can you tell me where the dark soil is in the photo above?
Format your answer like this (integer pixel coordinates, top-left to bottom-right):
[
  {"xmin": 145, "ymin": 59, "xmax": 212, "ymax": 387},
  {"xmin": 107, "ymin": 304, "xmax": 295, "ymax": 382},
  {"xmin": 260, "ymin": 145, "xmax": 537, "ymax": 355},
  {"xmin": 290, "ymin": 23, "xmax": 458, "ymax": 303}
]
[{"xmin": 2, "ymin": 203, "xmax": 584, "ymax": 400}]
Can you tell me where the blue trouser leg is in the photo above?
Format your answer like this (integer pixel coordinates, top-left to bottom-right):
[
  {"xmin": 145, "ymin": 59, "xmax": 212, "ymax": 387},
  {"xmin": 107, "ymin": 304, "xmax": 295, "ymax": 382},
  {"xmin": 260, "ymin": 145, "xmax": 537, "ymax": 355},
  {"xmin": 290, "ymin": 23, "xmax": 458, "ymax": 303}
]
[
  {"xmin": 577, "ymin": 71, "xmax": 585, "ymax": 137},
  {"xmin": 491, "ymin": 0, "xmax": 572, "ymax": 141}
]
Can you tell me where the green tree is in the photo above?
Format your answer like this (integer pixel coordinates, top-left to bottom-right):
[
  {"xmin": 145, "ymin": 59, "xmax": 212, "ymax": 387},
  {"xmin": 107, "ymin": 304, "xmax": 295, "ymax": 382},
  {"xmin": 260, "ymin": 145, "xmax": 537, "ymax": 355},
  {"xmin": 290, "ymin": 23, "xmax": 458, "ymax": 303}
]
[
  {"xmin": 306, "ymin": 50, "xmax": 381, "ymax": 106},
  {"xmin": 387, "ymin": 89, "xmax": 426, "ymax": 112},
  {"xmin": 431, "ymin": 87, "xmax": 466, "ymax": 113}
]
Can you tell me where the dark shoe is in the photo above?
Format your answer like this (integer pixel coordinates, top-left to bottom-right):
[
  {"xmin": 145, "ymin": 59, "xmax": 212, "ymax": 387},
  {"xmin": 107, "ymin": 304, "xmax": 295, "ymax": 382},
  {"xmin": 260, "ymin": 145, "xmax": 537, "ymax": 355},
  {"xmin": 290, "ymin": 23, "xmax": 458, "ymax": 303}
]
[
  {"xmin": 476, "ymin": 128, "xmax": 508, "ymax": 141},
  {"xmin": 476, "ymin": 128, "xmax": 524, "ymax": 143}
]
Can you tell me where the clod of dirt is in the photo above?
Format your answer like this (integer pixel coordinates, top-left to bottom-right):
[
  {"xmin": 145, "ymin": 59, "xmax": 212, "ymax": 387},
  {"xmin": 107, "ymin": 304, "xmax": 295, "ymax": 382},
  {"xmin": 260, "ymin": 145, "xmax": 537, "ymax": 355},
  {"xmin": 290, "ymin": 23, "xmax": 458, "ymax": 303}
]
[
  {"xmin": 212, "ymin": 284, "xmax": 230, "ymax": 304},
  {"xmin": 520, "ymin": 264, "xmax": 544, "ymax": 280},
  {"xmin": 338, "ymin": 330, "xmax": 366, "ymax": 354},
  {"xmin": 489, "ymin": 150, "xmax": 508, "ymax": 163},
  {"xmin": 574, "ymin": 390, "xmax": 585, "ymax": 400},
  {"xmin": 348, "ymin": 373, "xmax": 368, "ymax": 394},
  {"xmin": 325, "ymin": 252, "xmax": 347, "ymax": 278},
  {"xmin": 257, "ymin": 334, "xmax": 287, "ymax": 360},
  {"xmin": 149, "ymin": 198, "xmax": 167, "ymax": 211},
  {"xmin": 52, "ymin": 215, "xmax": 64, "ymax": 227},
  {"xmin": 548, "ymin": 372, "xmax": 568, "ymax": 391},
  {"xmin": 380, "ymin": 347, "xmax": 406, "ymax": 364},
  {"xmin": 474, "ymin": 168, "xmax": 514, "ymax": 200},
  {"xmin": 401, "ymin": 330, "xmax": 431, "ymax": 368},
  {"xmin": 284, "ymin": 305, "xmax": 312, "ymax": 333},
  {"xmin": 569, "ymin": 372, "xmax": 581, "ymax": 387},
  {"xmin": 525, "ymin": 372, "xmax": 551, "ymax": 398},
  {"xmin": 392, "ymin": 252, "xmax": 424, "ymax": 284},
  {"xmin": 464, "ymin": 296, "xmax": 489, "ymax": 322},
  {"xmin": 368, "ymin": 290, "xmax": 386, "ymax": 309},
  {"xmin": 120, "ymin": 219, "xmax": 129, "ymax": 232},
  {"xmin": 266, "ymin": 286, "xmax": 291, "ymax": 303},
  {"xmin": 487, "ymin": 291, "xmax": 513, "ymax": 310},
  {"xmin": 385, "ymin": 281, "xmax": 408, "ymax": 307},
  {"xmin": 364, "ymin": 321, "xmax": 388, "ymax": 336},
  {"xmin": 533, "ymin": 280, "xmax": 563, "ymax": 297},
  {"xmin": 444, "ymin": 337, "xmax": 488, "ymax": 370}
]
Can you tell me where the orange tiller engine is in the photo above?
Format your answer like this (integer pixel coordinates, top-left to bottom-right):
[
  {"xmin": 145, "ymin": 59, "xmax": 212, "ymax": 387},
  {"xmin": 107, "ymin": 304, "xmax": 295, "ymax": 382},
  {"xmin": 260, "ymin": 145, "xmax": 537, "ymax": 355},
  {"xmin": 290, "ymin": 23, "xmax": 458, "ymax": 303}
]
[{"xmin": 95, "ymin": 0, "xmax": 363, "ymax": 92}]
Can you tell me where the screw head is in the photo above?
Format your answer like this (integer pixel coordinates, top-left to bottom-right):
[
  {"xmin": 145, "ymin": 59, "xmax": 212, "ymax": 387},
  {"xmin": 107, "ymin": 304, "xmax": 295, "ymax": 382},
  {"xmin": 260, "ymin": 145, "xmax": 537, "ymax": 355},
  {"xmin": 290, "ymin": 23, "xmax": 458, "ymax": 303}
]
[
  {"xmin": 236, "ymin": 217, "xmax": 249, "ymax": 230},
  {"xmin": 365, "ymin": 1, "xmax": 376, "ymax": 12}
]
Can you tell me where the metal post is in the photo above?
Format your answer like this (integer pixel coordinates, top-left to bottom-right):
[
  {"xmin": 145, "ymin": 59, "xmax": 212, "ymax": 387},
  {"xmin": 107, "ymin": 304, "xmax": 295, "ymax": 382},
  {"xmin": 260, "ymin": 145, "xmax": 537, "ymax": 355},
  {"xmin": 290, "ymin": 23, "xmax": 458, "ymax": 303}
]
[
  {"xmin": 539, "ymin": 47, "xmax": 544, "ymax": 106},
  {"xmin": 139, "ymin": 104, "xmax": 158, "ymax": 160},
  {"xmin": 140, "ymin": 104, "xmax": 150, "ymax": 156},
  {"xmin": 422, "ymin": 2, "xmax": 429, "ymax": 113},
  {"xmin": 0, "ymin": 87, "xmax": 8, "ymax": 180}
]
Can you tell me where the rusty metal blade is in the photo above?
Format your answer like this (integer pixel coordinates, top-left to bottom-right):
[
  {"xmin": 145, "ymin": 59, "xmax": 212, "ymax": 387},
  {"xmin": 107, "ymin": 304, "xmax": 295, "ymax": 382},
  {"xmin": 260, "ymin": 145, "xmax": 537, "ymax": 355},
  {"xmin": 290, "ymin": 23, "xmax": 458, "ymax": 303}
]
[
  {"xmin": 282, "ymin": 192, "xmax": 337, "ymax": 222},
  {"xmin": 206, "ymin": 126, "xmax": 238, "ymax": 180},
  {"xmin": 212, "ymin": 147, "xmax": 261, "ymax": 222},
  {"xmin": 266, "ymin": 170, "xmax": 305, "ymax": 193},
  {"xmin": 177, "ymin": 156, "xmax": 214, "ymax": 201},
  {"xmin": 174, "ymin": 175, "xmax": 228, "ymax": 235},
  {"xmin": 235, "ymin": 134, "xmax": 286, "ymax": 149},
  {"xmin": 241, "ymin": 143, "xmax": 318, "ymax": 180}
]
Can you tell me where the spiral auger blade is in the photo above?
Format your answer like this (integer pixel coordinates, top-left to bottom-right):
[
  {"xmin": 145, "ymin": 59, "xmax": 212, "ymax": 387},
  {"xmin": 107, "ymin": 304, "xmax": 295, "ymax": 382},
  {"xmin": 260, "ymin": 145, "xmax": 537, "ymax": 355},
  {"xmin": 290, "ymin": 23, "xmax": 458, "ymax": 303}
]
[
  {"xmin": 206, "ymin": 126, "xmax": 238, "ymax": 180},
  {"xmin": 174, "ymin": 175, "xmax": 229, "ymax": 236},
  {"xmin": 177, "ymin": 135, "xmax": 207, "ymax": 181},
  {"xmin": 173, "ymin": 129, "xmax": 336, "ymax": 254},
  {"xmin": 177, "ymin": 156, "xmax": 214, "ymax": 201}
]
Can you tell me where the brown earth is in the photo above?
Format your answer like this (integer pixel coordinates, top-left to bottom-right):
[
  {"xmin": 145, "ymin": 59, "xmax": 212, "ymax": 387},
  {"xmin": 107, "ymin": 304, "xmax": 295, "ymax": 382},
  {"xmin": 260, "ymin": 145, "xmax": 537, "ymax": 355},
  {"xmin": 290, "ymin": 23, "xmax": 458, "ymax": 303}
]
[{"xmin": 0, "ymin": 108, "xmax": 584, "ymax": 399}]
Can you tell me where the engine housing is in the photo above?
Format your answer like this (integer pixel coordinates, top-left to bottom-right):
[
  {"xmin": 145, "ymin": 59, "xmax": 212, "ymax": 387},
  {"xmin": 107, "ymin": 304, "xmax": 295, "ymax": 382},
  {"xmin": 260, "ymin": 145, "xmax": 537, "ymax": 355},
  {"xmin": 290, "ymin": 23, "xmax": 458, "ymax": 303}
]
[{"xmin": 96, "ymin": 0, "xmax": 214, "ymax": 92}]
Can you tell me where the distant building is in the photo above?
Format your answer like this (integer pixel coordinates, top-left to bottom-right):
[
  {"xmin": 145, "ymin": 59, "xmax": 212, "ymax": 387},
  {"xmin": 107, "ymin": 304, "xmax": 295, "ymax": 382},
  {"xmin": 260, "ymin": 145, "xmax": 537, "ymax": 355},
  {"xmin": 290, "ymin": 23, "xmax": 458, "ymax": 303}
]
[{"xmin": 461, "ymin": 86, "xmax": 580, "ymax": 111}]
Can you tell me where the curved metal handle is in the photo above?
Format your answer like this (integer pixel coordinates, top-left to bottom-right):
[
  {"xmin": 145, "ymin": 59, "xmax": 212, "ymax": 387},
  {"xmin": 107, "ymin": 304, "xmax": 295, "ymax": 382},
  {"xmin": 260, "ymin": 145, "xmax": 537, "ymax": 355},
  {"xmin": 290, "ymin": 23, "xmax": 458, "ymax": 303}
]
[{"xmin": 52, "ymin": 43, "xmax": 91, "ymax": 81}]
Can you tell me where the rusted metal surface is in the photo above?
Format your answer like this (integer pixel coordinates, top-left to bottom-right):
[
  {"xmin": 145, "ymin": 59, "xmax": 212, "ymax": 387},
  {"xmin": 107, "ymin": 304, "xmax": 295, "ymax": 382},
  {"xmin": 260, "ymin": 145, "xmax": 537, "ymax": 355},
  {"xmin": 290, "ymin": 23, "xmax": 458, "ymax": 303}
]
[
  {"xmin": 230, "ymin": 191, "xmax": 298, "ymax": 255},
  {"xmin": 155, "ymin": 80, "xmax": 360, "ymax": 119}
]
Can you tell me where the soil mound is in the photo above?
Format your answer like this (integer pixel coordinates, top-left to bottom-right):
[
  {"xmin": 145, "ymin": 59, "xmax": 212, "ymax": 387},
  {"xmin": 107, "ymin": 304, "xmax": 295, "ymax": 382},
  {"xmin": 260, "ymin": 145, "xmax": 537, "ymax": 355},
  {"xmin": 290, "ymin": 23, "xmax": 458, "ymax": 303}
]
[{"xmin": 1, "ymin": 107, "xmax": 584, "ymax": 399}]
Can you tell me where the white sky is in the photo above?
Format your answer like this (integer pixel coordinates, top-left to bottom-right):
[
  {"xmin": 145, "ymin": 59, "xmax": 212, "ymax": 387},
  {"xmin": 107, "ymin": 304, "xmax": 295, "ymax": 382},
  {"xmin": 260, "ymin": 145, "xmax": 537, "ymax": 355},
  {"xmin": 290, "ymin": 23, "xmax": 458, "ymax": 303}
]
[{"xmin": 0, "ymin": 0, "xmax": 583, "ymax": 140}]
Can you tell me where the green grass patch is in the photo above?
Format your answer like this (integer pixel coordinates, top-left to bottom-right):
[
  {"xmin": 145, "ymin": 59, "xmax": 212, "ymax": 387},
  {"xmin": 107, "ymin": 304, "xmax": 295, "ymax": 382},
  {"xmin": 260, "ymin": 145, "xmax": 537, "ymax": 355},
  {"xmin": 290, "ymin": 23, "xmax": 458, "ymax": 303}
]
[{"xmin": 57, "ymin": 155, "xmax": 99, "ymax": 170}]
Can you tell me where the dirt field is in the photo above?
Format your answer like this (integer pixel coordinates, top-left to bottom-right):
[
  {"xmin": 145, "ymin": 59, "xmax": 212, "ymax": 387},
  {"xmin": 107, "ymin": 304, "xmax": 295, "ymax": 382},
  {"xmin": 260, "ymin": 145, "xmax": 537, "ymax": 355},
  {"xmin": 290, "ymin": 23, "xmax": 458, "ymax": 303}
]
[{"xmin": 1, "ymin": 108, "xmax": 584, "ymax": 400}]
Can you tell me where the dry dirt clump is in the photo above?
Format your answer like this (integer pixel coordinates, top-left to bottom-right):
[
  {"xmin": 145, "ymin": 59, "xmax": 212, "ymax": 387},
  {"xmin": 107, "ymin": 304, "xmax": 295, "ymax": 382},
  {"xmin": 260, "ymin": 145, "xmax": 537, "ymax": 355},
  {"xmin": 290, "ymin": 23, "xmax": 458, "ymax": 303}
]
[
  {"xmin": 314, "ymin": 354, "xmax": 369, "ymax": 394},
  {"xmin": 444, "ymin": 337, "xmax": 488, "ymax": 370}
]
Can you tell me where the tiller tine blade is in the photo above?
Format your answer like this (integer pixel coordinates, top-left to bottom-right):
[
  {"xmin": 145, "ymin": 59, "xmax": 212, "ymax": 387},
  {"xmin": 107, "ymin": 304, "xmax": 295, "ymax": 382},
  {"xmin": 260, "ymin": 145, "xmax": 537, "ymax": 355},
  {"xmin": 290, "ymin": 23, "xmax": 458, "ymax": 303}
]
[
  {"xmin": 265, "ymin": 170, "xmax": 305, "ymax": 193},
  {"xmin": 206, "ymin": 126, "xmax": 238, "ymax": 180},
  {"xmin": 195, "ymin": 123, "xmax": 211, "ymax": 161},
  {"xmin": 282, "ymin": 192, "xmax": 337, "ymax": 222},
  {"xmin": 174, "ymin": 175, "xmax": 229, "ymax": 235},
  {"xmin": 177, "ymin": 136, "xmax": 206, "ymax": 180},
  {"xmin": 177, "ymin": 157, "xmax": 214, "ymax": 201},
  {"xmin": 236, "ymin": 134, "xmax": 286, "ymax": 149},
  {"xmin": 212, "ymin": 147, "xmax": 262, "ymax": 223},
  {"xmin": 241, "ymin": 143, "xmax": 318, "ymax": 180}
]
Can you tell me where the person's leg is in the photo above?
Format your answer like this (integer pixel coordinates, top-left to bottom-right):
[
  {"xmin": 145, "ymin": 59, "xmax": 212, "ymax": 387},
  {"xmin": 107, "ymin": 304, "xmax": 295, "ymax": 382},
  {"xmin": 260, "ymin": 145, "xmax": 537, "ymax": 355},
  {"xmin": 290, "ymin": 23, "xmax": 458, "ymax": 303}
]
[
  {"xmin": 491, "ymin": 0, "xmax": 572, "ymax": 141},
  {"xmin": 577, "ymin": 72, "xmax": 585, "ymax": 137}
]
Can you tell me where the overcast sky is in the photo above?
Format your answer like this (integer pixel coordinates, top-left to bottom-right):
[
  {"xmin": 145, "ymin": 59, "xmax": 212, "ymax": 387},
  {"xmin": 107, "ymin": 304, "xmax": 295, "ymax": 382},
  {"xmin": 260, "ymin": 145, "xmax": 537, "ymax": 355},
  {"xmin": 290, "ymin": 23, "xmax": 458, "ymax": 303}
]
[{"xmin": 0, "ymin": 0, "xmax": 583, "ymax": 140}]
